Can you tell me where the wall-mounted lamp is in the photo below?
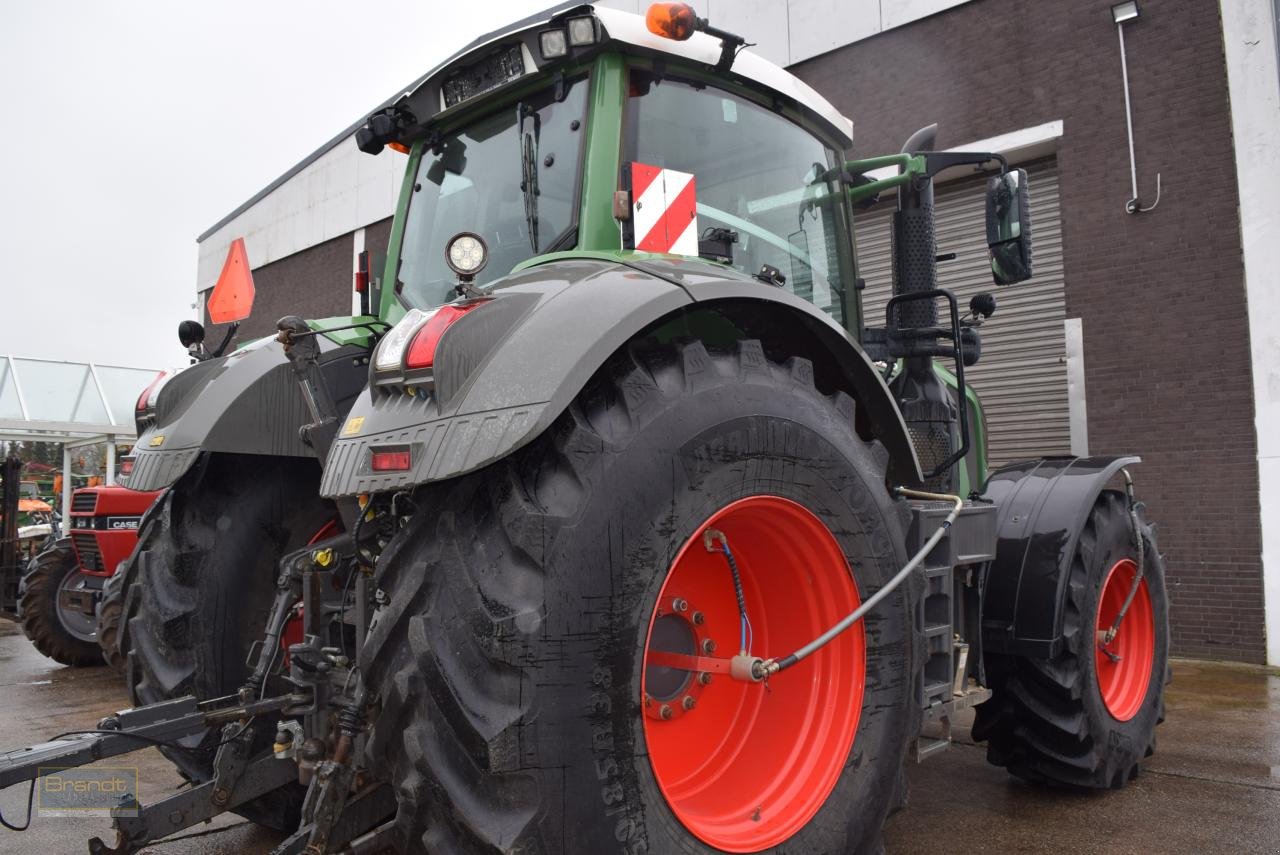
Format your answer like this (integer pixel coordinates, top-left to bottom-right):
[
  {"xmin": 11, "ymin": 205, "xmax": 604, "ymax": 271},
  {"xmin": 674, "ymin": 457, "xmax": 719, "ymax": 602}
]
[
  {"xmin": 1112, "ymin": 1, "xmax": 1139, "ymax": 24},
  {"xmin": 1112, "ymin": 1, "xmax": 1161, "ymax": 213}
]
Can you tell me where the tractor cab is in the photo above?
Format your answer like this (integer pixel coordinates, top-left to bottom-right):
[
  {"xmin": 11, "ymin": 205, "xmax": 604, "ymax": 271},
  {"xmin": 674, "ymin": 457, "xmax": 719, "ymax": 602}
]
[
  {"xmin": 361, "ymin": 4, "xmax": 860, "ymax": 322},
  {"xmin": 354, "ymin": 2, "xmax": 1029, "ymax": 496}
]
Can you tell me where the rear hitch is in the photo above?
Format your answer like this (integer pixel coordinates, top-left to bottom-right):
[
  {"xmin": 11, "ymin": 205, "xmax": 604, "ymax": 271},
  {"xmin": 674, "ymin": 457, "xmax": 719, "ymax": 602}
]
[{"xmin": 0, "ymin": 522, "xmax": 392, "ymax": 854}]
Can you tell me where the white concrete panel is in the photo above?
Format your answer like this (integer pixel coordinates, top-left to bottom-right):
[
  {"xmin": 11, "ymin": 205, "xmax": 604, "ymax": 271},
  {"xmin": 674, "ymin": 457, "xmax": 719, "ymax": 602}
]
[
  {"xmin": 788, "ymin": 0, "xmax": 880, "ymax": 63},
  {"xmin": 710, "ymin": 0, "xmax": 790, "ymax": 66},
  {"xmin": 596, "ymin": 0, "xmax": 642, "ymax": 14},
  {"xmin": 882, "ymin": 0, "xmax": 970, "ymax": 31},
  {"xmin": 197, "ymin": 137, "xmax": 399, "ymax": 292},
  {"xmin": 1064, "ymin": 318, "xmax": 1089, "ymax": 457},
  {"xmin": 1221, "ymin": 0, "xmax": 1280, "ymax": 665}
]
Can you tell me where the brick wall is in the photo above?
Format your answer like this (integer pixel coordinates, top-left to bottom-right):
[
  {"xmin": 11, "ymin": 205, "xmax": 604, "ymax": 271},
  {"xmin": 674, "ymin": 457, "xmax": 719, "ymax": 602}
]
[
  {"xmin": 204, "ymin": 231, "xmax": 355, "ymax": 346},
  {"xmin": 792, "ymin": 0, "xmax": 1264, "ymax": 660}
]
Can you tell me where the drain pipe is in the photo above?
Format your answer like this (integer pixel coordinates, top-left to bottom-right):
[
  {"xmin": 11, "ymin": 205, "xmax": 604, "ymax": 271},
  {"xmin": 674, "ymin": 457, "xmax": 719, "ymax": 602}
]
[
  {"xmin": 1113, "ymin": 2, "xmax": 1161, "ymax": 214},
  {"xmin": 736, "ymin": 488, "xmax": 963, "ymax": 682}
]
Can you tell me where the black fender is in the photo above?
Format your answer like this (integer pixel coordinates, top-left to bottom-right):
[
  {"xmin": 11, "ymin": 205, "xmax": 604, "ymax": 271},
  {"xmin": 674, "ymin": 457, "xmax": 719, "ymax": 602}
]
[
  {"xmin": 123, "ymin": 338, "xmax": 370, "ymax": 492},
  {"xmin": 979, "ymin": 455, "xmax": 1140, "ymax": 658},
  {"xmin": 320, "ymin": 256, "xmax": 921, "ymax": 497}
]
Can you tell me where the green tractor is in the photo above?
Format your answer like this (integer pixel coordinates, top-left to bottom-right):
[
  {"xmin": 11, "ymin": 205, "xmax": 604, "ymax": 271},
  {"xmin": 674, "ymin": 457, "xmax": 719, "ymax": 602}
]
[{"xmin": 0, "ymin": 4, "xmax": 1167, "ymax": 853}]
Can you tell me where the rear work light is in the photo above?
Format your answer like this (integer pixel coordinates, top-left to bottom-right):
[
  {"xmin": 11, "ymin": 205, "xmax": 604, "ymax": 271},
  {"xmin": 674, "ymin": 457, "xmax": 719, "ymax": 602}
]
[
  {"xmin": 403, "ymin": 300, "xmax": 490, "ymax": 370},
  {"xmin": 371, "ymin": 448, "xmax": 411, "ymax": 472}
]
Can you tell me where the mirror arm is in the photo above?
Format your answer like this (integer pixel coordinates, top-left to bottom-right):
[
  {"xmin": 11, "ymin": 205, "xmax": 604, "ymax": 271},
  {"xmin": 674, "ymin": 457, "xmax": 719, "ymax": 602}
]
[
  {"xmin": 919, "ymin": 150, "xmax": 1007, "ymax": 179},
  {"xmin": 209, "ymin": 321, "xmax": 240, "ymax": 359},
  {"xmin": 837, "ymin": 154, "xmax": 926, "ymax": 206}
]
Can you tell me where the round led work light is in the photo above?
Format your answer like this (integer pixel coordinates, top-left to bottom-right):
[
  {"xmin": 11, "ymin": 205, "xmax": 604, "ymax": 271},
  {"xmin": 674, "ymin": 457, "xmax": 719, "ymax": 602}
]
[{"xmin": 445, "ymin": 232, "xmax": 489, "ymax": 278}]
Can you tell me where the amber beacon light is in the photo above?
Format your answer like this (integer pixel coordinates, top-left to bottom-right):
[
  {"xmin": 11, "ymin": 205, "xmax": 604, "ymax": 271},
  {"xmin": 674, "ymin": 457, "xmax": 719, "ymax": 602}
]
[{"xmin": 646, "ymin": 2, "xmax": 697, "ymax": 40}]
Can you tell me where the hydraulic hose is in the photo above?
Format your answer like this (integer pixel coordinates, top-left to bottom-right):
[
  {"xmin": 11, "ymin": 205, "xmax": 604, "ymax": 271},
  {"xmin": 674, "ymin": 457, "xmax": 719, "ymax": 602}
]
[
  {"xmin": 1103, "ymin": 468, "xmax": 1145, "ymax": 645},
  {"xmin": 755, "ymin": 487, "xmax": 963, "ymax": 679}
]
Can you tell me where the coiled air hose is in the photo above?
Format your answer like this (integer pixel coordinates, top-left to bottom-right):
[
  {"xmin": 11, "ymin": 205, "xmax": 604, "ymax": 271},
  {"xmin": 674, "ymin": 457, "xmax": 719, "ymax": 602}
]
[{"xmin": 737, "ymin": 487, "xmax": 964, "ymax": 682}]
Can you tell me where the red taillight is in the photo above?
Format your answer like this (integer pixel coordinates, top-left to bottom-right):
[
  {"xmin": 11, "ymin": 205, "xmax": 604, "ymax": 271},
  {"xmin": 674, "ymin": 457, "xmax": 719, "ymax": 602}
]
[
  {"xmin": 355, "ymin": 249, "xmax": 369, "ymax": 294},
  {"xmin": 136, "ymin": 371, "xmax": 166, "ymax": 412},
  {"xmin": 371, "ymin": 449, "xmax": 411, "ymax": 472},
  {"xmin": 120, "ymin": 458, "xmax": 135, "ymax": 476},
  {"xmin": 404, "ymin": 300, "xmax": 489, "ymax": 370}
]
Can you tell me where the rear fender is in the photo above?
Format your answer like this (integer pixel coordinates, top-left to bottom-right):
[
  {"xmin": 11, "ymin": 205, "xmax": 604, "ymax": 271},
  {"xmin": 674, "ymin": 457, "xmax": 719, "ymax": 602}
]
[
  {"xmin": 979, "ymin": 455, "xmax": 1140, "ymax": 657},
  {"xmin": 124, "ymin": 339, "xmax": 369, "ymax": 492},
  {"xmin": 320, "ymin": 257, "xmax": 921, "ymax": 497}
]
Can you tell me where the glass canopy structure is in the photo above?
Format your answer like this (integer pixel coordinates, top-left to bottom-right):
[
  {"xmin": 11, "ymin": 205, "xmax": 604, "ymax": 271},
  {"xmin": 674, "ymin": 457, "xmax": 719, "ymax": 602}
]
[{"xmin": 0, "ymin": 355, "xmax": 161, "ymax": 518}]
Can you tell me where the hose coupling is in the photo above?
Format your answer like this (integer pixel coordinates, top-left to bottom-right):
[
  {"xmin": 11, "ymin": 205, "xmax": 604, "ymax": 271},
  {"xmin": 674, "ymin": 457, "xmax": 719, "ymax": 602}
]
[{"xmin": 730, "ymin": 654, "xmax": 767, "ymax": 682}]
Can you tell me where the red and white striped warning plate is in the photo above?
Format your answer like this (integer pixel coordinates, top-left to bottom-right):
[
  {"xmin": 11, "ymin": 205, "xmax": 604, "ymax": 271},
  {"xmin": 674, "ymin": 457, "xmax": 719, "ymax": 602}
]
[{"xmin": 631, "ymin": 163, "xmax": 699, "ymax": 256}]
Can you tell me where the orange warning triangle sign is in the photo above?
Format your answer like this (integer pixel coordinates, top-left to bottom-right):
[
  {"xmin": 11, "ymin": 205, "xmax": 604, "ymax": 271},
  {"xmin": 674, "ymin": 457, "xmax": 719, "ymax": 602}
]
[{"xmin": 207, "ymin": 238, "xmax": 256, "ymax": 324}]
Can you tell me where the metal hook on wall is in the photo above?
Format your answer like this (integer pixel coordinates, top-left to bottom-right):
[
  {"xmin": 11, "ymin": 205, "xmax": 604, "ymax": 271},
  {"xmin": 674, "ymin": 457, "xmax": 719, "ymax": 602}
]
[{"xmin": 1114, "ymin": 4, "xmax": 1161, "ymax": 214}]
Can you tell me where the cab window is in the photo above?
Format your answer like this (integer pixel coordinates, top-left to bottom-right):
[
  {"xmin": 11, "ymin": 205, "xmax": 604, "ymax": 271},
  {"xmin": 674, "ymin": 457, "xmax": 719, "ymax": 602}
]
[{"xmin": 624, "ymin": 70, "xmax": 855, "ymax": 326}]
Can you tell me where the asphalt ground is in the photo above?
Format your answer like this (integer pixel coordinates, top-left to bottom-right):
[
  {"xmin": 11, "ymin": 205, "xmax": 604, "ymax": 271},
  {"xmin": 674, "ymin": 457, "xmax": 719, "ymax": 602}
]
[{"xmin": 0, "ymin": 620, "xmax": 1275, "ymax": 854}]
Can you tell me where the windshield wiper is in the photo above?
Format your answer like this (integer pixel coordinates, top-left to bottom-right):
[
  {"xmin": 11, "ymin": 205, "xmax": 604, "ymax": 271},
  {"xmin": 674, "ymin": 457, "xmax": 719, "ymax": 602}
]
[{"xmin": 518, "ymin": 102, "xmax": 541, "ymax": 254}]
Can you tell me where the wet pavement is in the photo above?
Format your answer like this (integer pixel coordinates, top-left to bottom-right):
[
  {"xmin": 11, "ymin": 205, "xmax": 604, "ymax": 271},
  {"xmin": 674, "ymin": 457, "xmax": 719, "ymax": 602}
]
[
  {"xmin": 0, "ymin": 619, "xmax": 1275, "ymax": 854},
  {"xmin": 0, "ymin": 621, "xmax": 283, "ymax": 854}
]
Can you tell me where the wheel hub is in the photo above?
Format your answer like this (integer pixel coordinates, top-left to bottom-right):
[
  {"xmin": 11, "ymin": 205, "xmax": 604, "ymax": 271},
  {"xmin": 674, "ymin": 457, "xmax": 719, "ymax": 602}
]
[
  {"xmin": 644, "ymin": 598, "xmax": 715, "ymax": 721},
  {"xmin": 55, "ymin": 569, "xmax": 99, "ymax": 642}
]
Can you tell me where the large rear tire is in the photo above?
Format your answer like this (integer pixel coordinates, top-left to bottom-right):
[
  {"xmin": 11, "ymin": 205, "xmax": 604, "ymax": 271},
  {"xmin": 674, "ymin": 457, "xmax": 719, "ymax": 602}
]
[
  {"xmin": 19, "ymin": 538, "xmax": 102, "ymax": 667},
  {"xmin": 362, "ymin": 340, "xmax": 919, "ymax": 854},
  {"xmin": 119, "ymin": 454, "xmax": 336, "ymax": 830},
  {"xmin": 972, "ymin": 489, "xmax": 1169, "ymax": 788}
]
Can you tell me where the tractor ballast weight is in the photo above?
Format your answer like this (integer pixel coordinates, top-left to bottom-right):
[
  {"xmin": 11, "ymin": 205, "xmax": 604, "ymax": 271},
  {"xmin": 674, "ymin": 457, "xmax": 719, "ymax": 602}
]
[
  {"xmin": 320, "ymin": 257, "xmax": 922, "ymax": 497},
  {"xmin": 123, "ymin": 338, "xmax": 369, "ymax": 492},
  {"xmin": 980, "ymin": 455, "xmax": 1141, "ymax": 657}
]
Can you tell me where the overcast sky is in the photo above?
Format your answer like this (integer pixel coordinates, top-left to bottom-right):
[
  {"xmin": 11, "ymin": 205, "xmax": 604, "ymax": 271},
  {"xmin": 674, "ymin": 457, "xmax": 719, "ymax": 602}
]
[{"xmin": 1, "ymin": 0, "xmax": 547, "ymax": 371}]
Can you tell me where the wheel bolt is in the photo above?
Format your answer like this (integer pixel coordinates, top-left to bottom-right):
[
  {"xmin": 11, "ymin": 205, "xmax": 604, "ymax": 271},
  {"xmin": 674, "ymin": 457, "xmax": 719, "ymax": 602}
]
[
  {"xmin": 692, "ymin": 611, "xmax": 705, "ymax": 625},
  {"xmin": 682, "ymin": 695, "xmax": 696, "ymax": 711},
  {"xmin": 672, "ymin": 598, "xmax": 688, "ymax": 613},
  {"xmin": 702, "ymin": 639, "xmax": 716, "ymax": 654},
  {"xmin": 660, "ymin": 704, "xmax": 673, "ymax": 720},
  {"xmin": 698, "ymin": 672, "xmax": 713, "ymax": 686}
]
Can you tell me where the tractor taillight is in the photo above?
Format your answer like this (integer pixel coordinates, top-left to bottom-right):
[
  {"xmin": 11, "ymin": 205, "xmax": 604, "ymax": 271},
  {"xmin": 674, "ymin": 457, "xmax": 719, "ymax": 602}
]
[
  {"xmin": 135, "ymin": 371, "xmax": 168, "ymax": 412},
  {"xmin": 371, "ymin": 449, "xmax": 411, "ymax": 472},
  {"xmin": 404, "ymin": 300, "xmax": 490, "ymax": 370}
]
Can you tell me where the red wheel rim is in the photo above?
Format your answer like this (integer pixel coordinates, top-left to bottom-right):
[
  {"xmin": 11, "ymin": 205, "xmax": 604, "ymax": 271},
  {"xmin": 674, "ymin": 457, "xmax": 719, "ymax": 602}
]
[
  {"xmin": 641, "ymin": 496, "xmax": 864, "ymax": 852},
  {"xmin": 1094, "ymin": 558, "xmax": 1155, "ymax": 721}
]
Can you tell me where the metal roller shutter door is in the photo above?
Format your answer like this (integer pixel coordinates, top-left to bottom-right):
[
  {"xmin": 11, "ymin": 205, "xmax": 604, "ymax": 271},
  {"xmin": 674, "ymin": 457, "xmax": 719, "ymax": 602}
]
[{"xmin": 853, "ymin": 161, "xmax": 1070, "ymax": 468}]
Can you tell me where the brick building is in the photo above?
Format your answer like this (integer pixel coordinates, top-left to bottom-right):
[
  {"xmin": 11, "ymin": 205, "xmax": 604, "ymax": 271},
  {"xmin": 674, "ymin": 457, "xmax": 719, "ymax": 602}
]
[{"xmin": 194, "ymin": 0, "xmax": 1280, "ymax": 664}]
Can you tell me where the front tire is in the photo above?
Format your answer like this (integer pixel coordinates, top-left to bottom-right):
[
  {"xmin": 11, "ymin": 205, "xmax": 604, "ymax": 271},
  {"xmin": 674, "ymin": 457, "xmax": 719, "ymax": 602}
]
[
  {"xmin": 972, "ymin": 489, "xmax": 1169, "ymax": 788},
  {"xmin": 362, "ymin": 340, "xmax": 919, "ymax": 854},
  {"xmin": 19, "ymin": 538, "xmax": 101, "ymax": 667}
]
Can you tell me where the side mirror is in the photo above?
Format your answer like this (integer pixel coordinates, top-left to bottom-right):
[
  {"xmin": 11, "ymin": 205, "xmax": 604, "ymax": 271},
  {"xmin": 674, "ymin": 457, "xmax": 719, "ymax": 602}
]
[
  {"xmin": 985, "ymin": 168, "xmax": 1033, "ymax": 285},
  {"xmin": 177, "ymin": 320, "xmax": 206, "ymax": 348}
]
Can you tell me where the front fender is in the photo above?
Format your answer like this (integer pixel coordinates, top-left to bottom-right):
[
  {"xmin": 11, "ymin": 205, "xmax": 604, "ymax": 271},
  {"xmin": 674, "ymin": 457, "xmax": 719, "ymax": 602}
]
[
  {"xmin": 979, "ymin": 455, "xmax": 1140, "ymax": 658},
  {"xmin": 124, "ymin": 338, "xmax": 369, "ymax": 492},
  {"xmin": 320, "ymin": 256, "xmax": 921, "ymax": 497}
]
